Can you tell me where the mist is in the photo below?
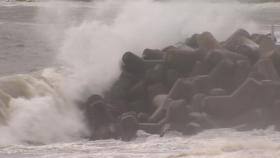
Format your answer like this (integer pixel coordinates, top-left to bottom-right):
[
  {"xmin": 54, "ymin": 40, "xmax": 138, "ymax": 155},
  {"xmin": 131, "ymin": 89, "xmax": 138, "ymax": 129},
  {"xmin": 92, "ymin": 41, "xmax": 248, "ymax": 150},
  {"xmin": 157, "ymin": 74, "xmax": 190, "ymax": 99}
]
[
  {"xmin": 0, "ymin": 0, "xmax": 266, "ymax": 145},
  {"xmin": 44, "ymin": 0, "xmax": 261, "ymax": 101}
]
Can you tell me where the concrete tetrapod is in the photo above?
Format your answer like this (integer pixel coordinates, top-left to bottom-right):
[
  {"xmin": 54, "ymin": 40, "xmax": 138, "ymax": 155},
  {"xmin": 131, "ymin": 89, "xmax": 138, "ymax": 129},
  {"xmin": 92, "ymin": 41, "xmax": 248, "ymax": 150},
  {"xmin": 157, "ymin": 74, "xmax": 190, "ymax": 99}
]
[{"xmin": 203, "ymin": 78, "xmax": 263, "ymax": 119}]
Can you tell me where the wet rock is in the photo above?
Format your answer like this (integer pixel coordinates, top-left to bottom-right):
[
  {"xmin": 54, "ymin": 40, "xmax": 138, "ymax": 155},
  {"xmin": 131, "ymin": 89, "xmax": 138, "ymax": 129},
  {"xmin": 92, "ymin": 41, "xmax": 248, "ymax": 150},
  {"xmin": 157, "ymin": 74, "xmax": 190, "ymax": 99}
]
[
  {"xmin": 258, "ymin": 80, "xmax": 280, "ymax": 108},
  {"xmin": 149, "ymin": 97, "xmax": 173, "ymax": 123},
  {"xmin": 160, "ymin": 123, "xmax": 172, "ymax": 137},
  {"xmin": 120, "ymin": 113, "xmax": 139, "ymax": 141},
  {"xmin": 164, "ymin": 45, "xmax": 200, "ymax": 75},
  {"xmin": 90, "ymin": 124, "xmax": 119, "ymax": 140},
  {"xmin": 84, "ymin": 29, "xmax": 280, "ymax": 141},
  {"xmin": 209, "ymin": 88, "xmax": 227, "ymax": 96},
  {"xmin": 267, "ymin": 50, "xmax": 280, "ymax": 76},
  {"xmin": 142, "ymin": 49, "xmax": 165, "ymax": 60},
  {"xmin": 163, "ymin": 75, "xmax": 211, "ymax": 112},
  {"xmin": 231, "ymin": 108, "xmax": 270, "ymax": 130},
  {"xmin": 86, "ymin": 100, "xmax": 118, "ymax": 140},
  {"xmin": 203, "ymin": 78, "xmax": 263, "ymax": 119},
  {"xmin": 223, "ymin": 29, "xmax": 250, "ymax": 48},
  {"xmin": 154, "ymin": 99, "xmax": 191, "ymax": 136},
  {"xmin": 182, "ymin": 122, "xmax": 202, "ymax": 135},
  {"xmin": 165, "ymin": 75, "xmax": 211, "ymax": 105},
  {"xmin": 149, "ymin": 98, "xmax": 190, "ymax": 125},
  {"xmin": 127, "ymin": 81, "xmax": 147, "ymax": 101},
  {"xmin": 139, "ymin": 123, "xmax": 161, "ymax": 134},
  {"xmin": 145, "ymin": 64, "xmax": 165, "ymax": 84},
  {"xmin": 164, "ymin": 69, "xmax": 180, "ymax": 89},
  {"xmin": 253, "ymin": 58, "xmax": 280, "ymax": 81},
  {"xmin": 192, "ymin": 75, "xmax": 212, "ymax": 94},
  {"xmin": 197, "ymin": 32, "xmax": 220, "ymax": 51},
  {"xmin": 105, "ymin": 71, "xmax": 141, "ymax": 112},
  {"xmin": 206, "ymin": 58, "xmax": 251, "ymax": 93},
  {"xmin": 201, "ymin": 48, "xmax": 248, "ymax": 74},
  {"xmin": 128, "ymin": 100, "xmax": 151, "ymax": 114},
  {"xmin": 86, "ymin": 100, "xmax": 113, "ymax": 129},
  {"xmin": 147, "ymin": 82, "xmax": 168, "ymax": 102},
  {"xmin": 190, "ymin": 61, "xmax": 204, "ymax": 76},
  {"xmin": 84, "ymin": 94, "xmax": 103, "ymax": 109},
  {"xmin": 162, "ymin": 45, "xmax": 176, "ymax": 52},
  {"xmin": 235, "ymin": 37, "xmax": 260, "ymax": 63},
  {"xmin": 152, "ymin": 94, "xmax": 168, "ymax": 109},
  {"xmin": 143, "ymin": 60, "xmax": 165, "ymax": 70},
  {"xmin": 168, "ymin": 78, "xmax": 194, "ymax": 102},
  {"xmin": 250, "ymin": 33, "xmax": 267, "ymax": 44},
  {"xmin": 223, "ymin": 29, "xmax": 259, "ymax": 64},
  {"xmin": 85, "ymin": 94, "xmax": 121, "ymax": 120},
  {"xmin": 258, "ymin": 36, "xmax": 274, "ymax": 56},
  {"xmin": 270, "ymin": 100, "xmax": 280, "ymax": 121},
  {"xmin": 248, "ymin": 71, "xmax": 266, "ymax": 81},
  {"xmin": 208, "ymin": 59, "xmax": 236, "ymax": 92},
  {"xmin": 122, "ymin": 52, "xmax": 145, "ymax": 74},
  {"xmin": 191, "ymin": 93, "xmax": 206, "ymax": 112},
  {"xmin": 188, "ymin": 112, "xmax": 217, "ymax": 129},
  {"xmin": 137, "ymin": 112, "xmax": 149, "ymax": 123},
  {"xmin": 164, "ymin": 99, "xmax": 190, "ymax": 125},
  {"xmin": 234, "ymin": 60, "xmax": 252, "ymax": 87},
  {"xmin": 174, "ymin": 75, "xmax": 211, "ymax": 97},
  {"xmin": 185, "ymin": 33, "xmax": 199, "ymax": 48}
]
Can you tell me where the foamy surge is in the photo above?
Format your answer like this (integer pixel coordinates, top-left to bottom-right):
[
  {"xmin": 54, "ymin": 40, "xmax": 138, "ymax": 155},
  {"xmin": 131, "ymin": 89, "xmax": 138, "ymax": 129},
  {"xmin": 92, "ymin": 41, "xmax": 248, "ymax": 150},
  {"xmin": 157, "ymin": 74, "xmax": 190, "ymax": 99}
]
[
  {"xmin": 1, "ymin": 129, "xmax": 280, "ymax": 158},
  {"xmin": 0, "ymin": 69, "xmax": 89, "ymax": 145},
  {"xmin": 0, "ymin": 0, "xmax": 279, "ymax": 146}
]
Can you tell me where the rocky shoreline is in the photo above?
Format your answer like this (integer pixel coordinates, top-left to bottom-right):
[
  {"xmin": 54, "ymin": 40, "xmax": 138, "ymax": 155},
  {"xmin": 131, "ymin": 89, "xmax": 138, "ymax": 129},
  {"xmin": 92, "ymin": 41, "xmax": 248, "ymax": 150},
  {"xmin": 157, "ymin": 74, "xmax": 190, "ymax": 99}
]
[{"xmin": 81, "ymin": 29, "xmax": 280, "ymax": 141}]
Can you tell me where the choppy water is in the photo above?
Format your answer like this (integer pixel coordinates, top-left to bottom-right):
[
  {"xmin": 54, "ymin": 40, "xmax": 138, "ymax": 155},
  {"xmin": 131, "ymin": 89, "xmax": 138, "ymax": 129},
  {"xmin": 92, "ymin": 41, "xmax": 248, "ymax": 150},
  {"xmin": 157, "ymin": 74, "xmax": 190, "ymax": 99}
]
[
  {"xmin": 0, "ymin": 0, "xmax": 280, "ymax": 158},
  {"xmin": 1, "ymin": 129, "xmax": 280, "ymax": 158}
]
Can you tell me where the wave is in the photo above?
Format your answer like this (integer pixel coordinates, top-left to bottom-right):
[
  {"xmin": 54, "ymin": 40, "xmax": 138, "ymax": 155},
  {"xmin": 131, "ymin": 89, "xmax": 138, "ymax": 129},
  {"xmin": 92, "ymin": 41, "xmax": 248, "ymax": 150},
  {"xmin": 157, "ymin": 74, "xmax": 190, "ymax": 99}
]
[
  {"xmin": 0, "ymin": 69, "xmax": 88, "ymax": 144},
  {"xmin": 1, "ymin": 128, "xmax": 280, "ymax": 157},
  {"xmin": 56, "ymin": 0, "xmax": 262, "ymax": 100},
  {"xmin": 0, "ymin": 0, "xmax": 279, "ymax": 144}
]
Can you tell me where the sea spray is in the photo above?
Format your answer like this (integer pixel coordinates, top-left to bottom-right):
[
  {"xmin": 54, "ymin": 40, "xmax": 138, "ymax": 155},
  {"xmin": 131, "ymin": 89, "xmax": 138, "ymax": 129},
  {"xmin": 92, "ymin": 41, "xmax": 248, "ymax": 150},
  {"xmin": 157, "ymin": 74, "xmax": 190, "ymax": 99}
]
[
  {"xmin": 57, "ymin": 0, "xmax": 261, "ymax": 100},
  {"xmin": 0, "ymin": 0, "xmax": 266, "ymax": 145},
  {"xmin": 0, "ymin": 70, "xmax": 89, "ymax": 145}
]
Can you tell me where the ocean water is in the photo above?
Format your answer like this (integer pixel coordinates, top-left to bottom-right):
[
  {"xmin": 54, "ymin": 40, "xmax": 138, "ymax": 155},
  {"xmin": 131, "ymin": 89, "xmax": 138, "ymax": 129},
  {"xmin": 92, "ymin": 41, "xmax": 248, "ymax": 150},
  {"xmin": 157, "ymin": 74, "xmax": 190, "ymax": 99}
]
[
  {"xmin": 1, "ymin": 129, "xmax": 280, "ymax": 158},
  {"xmin": 0, "ymin": 0, "xmax": 280, "ymax": 157}
]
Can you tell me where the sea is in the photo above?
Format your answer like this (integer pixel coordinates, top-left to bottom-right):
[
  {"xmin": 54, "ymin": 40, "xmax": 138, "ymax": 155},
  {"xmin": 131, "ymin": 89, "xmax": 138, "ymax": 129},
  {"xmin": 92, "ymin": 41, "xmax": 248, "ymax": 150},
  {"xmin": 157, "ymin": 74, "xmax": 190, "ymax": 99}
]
[{"xmin": 0, "ymin": 0, "xmax": 280, "ymax": 157}]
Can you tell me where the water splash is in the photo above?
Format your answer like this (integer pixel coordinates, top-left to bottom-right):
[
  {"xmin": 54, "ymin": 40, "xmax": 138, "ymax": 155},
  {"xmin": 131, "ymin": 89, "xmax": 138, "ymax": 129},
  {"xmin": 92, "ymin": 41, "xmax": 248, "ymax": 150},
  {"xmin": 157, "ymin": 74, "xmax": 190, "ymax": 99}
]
[
  {"xmin": 57, "ymin": 0, "xmax": 261, "ymax": 100},
  {"xmin": 0, "ymin": 0, "xmax": 278, "ymax": 145}
]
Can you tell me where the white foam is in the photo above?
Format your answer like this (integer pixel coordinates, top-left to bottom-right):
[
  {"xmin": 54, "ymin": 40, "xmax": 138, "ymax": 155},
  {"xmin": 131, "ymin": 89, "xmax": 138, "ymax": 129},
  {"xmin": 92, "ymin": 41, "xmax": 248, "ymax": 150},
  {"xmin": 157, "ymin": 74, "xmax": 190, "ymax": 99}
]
[
  {"xmin": 0, "ymin": 0, "xmax": 279, "ymax": 145},
  {"xmin": 0, "ymin": 70, "xmax": 89, "ymax": 145},
  {"xmin": 55, "ymin": 0, "xmax": 263, "ymax": 101},
  {"xmin": 1, "ymin": 129, "xmax": 280, "ymax": 158}
]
